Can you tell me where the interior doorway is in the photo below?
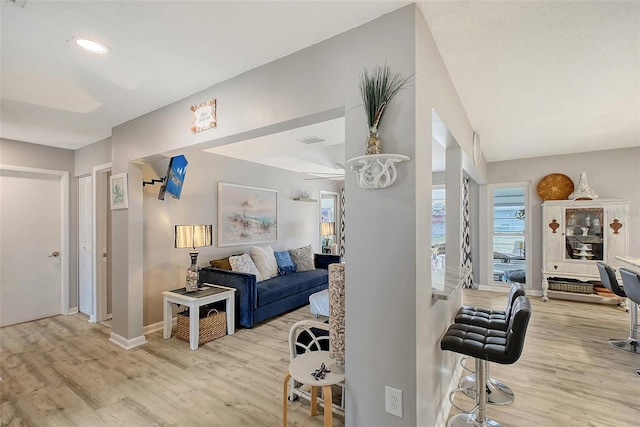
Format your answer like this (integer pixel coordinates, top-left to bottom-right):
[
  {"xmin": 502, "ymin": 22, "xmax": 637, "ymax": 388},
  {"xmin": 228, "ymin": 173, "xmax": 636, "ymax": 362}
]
[
  {"xmin": 0, "ymin": 167, "xmax": 69, "ymax": 326},
  {"xmin": 490, "ymin": 184, "xmax": 530, "ymax": 286}
]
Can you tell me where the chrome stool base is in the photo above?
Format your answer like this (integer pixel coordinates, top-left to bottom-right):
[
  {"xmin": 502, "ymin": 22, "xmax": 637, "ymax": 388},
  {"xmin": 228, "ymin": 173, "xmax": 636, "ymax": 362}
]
[
  {"xmin": 608, "ymin": 338, "xmax": 639, "ymax": 353},
  {"xmin": 459, "ymin": 375, "xmax": 514, "ymax": 405},
  {"xmin": 447, "ymin": 413, "xmax": 502, "ymax": 427}
]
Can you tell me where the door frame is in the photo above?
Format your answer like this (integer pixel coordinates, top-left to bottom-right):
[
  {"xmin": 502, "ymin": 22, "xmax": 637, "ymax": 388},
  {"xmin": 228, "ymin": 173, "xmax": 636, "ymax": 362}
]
[
  {"xmin": 0, "ymin": 164, "xmax": 69, "ymax": 315},
  {"xmin": 481, "ymin": 181, "xmax": 531, "ymax": 290},
  {"xmin": 92, "ymin": 162, "xmax": 111, "ymax": 323}
]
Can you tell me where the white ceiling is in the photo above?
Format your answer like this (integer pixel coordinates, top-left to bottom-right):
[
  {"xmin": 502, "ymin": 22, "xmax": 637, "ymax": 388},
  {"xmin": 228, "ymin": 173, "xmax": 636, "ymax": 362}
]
[
  {"xmin": 204, "ymin": 117, "xmax": 346, "ymax": 178},
  {"xmin": 2, "ymin": 1, "xmax": 638, "ymax": 172}
]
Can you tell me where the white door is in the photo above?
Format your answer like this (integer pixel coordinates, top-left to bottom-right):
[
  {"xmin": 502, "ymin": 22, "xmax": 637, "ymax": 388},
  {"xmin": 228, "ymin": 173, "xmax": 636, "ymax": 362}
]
[{"xmin": 0, "ymin": 171, "xmax": 62, "ymax": 326}]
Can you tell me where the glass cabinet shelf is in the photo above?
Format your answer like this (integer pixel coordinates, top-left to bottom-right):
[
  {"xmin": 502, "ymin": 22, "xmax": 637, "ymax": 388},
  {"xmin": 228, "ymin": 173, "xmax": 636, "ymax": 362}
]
[{"xmin": 565, "ymin": 207, "xmax": 604, "ymax": 261}]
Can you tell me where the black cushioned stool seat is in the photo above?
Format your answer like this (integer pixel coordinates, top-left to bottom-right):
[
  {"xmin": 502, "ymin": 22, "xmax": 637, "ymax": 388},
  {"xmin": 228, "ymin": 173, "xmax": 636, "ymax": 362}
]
[
  {"xmin": 619, "ymin": 268, "xmax": 640, "ymax": 375},
  {"xmin": 453, "ymin": 283, "xmax": 526, "ymax": 405},
  {"xmin": 455, "ymin": 282, "xmax": 525, "ymax": 331},
  {"xmin": 441, "ymin": 296, "xmax": 531, "ymax": 427}
]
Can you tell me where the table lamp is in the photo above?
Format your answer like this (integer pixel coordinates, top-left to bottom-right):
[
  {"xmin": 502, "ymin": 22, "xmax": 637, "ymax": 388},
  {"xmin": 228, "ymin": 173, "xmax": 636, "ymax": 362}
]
[
  {"xmin": 320, "ymin": 222, "xmax": 335, "ymax": 253},
  {"xmin": 175, "ymin": 224, "xmax": 212, "ymax": 292}
]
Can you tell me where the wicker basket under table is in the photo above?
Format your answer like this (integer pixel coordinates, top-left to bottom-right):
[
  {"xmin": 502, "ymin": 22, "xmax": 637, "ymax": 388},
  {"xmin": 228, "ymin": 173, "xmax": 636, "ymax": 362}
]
[{"xmin": 176, "ymin": 308, "xmax": 226, "ymax": 345}]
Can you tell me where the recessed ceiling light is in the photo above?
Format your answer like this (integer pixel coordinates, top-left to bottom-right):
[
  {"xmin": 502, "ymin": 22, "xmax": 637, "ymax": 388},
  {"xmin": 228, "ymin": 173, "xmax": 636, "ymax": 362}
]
[{"xmin": 73, "ymin": 37, "xmax": 111, "ymax": 54}]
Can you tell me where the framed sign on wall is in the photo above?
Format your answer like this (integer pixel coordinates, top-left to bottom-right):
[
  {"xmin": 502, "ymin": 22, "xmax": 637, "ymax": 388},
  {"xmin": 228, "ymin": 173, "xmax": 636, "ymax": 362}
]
[{"xmin": 190, "ymin": 99, "xmax": 217, "ymax": 134}]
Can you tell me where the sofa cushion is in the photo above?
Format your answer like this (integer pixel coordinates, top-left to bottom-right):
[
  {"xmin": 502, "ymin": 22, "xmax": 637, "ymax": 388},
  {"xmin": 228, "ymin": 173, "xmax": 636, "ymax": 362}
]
[
  {"xmin": 210, "ymin": 257, "xmax": 232, "ymax": 270},
  {"xmin": 274, "ymin": 250, "xmax": 297, "ymax": 276},
  {"xmin": 257, "ymin": 269, "xmax": 328, "ymax": 306},
  {"xmin": 250, "ymin": 246, "xmax": 278, "ymax": 280},
  {"xmin": 289, "ymin": 245, "xmax": 315, "ymax": 272},
  {"xmin": 229, "ymin": 253, "xmax": 263, "ymax": 282}
]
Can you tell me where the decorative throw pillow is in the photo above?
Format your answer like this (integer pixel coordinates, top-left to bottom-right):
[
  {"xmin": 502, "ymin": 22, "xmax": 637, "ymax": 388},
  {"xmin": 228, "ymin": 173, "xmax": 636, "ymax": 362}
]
[
  {"xmin": 289, "ymin": 245, "xmax": 315, "ymax": 272},
  {"xmin": 210, "ymin": 257, "xmax": 232, "ymax": 270},
  {"xmin": 229, "ymin": 253, "xmax": 263, "ymax": 282},
  {"xmin": 250, "ymin": 246, "xmax": 278, "ymax": 280},
  {"xmin": 274, "ymin": 250, "xmax": 297, "ymax": 276}
]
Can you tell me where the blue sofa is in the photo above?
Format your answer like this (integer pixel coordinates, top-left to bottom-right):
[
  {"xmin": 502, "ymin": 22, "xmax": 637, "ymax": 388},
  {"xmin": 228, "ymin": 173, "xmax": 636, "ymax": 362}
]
[{"xmin": 198, "ymin": 254, "xmax": 341, "ymax": 328}]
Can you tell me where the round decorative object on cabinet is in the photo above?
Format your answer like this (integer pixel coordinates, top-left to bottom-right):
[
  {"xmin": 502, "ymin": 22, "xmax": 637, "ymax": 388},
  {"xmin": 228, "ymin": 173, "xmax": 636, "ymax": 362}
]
[{"xmin": 536, "ymin": 173, "xmax": 574, "ymax": 200}]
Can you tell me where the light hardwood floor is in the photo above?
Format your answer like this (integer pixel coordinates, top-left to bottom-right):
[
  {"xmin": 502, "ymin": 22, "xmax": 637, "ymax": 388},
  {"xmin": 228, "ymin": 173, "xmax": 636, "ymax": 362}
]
[
  {"xmin": 1, "ymin": 290, "xmax": 638, "ymax": 426},
  {"xmin": 449, "ymin": 289, "xmax": 640, "ymax": 427}
]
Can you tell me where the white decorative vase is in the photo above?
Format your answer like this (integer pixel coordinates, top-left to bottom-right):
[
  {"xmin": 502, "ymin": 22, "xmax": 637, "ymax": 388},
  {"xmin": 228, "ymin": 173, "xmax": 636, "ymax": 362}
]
[
  {"xmin": 366, "ymin": 132, "xmax": 382, "ymax": 155},
  {"xmin": 569, "ymin": 172, "xmax": 599, "ymax": 200}
]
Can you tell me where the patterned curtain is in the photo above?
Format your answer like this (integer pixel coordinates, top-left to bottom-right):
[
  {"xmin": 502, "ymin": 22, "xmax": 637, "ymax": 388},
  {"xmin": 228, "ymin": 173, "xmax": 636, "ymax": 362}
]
[
  {"xmin": 340, "ymin": 187, "xmax": 346, "ymax": 258},
  {"xmin": 462, "ymin": 176, "xmax": 475, "ymax": 288}
]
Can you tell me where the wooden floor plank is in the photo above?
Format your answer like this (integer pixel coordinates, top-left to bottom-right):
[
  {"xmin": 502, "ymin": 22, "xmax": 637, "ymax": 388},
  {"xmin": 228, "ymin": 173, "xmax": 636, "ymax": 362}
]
[
  {"xmin": 448, "ymin": 289, "xmax": 640, "ymax": 427},
  {"xmin": 2, "ymin": 290, "xmax": 638, "ymax": 426}
]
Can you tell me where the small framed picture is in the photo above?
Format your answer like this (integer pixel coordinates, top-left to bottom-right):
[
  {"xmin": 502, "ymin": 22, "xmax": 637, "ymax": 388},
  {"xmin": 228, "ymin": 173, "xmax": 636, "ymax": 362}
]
[
  {"xmin": 190, "ymin": 99, "xmax": 217, "ymax": 134},
  {"xmin": 110, "ymin": 172, "xmax": 128, "ymax": 210}
]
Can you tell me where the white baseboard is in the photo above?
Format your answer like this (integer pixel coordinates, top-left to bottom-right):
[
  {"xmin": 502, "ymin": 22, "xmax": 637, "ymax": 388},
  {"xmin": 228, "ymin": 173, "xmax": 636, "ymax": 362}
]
[
  {"xmin": 68, "ymin": 307, "xmax": 79, "ymax": 315},
  {"xmin": 435, "ymin": 355, "xmax": 464, "ymax": 427},
  {"xmin": 143, "ymin": 317, "xmax": 176, "ymax": 335},
  {"xmin": 109, "ymin": 332, "xmax": 147, "ymax": 350}
]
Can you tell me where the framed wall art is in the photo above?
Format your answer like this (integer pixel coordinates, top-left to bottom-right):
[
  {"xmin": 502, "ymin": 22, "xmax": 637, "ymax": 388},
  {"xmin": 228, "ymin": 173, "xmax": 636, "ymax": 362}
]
[
  {"xmin": 218, "ymin": 182, "xmax": 278, "ymax": 247},
  {"xmin": 110, "ymin": 172, "xmax": 128, "ymax": 210}
]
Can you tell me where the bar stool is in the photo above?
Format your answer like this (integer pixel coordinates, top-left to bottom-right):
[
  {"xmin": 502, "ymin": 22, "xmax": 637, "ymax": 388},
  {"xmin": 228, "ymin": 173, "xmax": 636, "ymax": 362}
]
[
  {"xmin": 454, "ymin": 283, "xmax": 526, "ymax": 405},
  {"xmin": 619, "ymin": 268, "xmax": 640, "ymax": 359},
  {"xmin": 597, "ymin": 262, "xmax": 638, "ymax": 353},
  {"xmin": 441, "ymin": 296, "xmax": 532, "ymax": 427}
]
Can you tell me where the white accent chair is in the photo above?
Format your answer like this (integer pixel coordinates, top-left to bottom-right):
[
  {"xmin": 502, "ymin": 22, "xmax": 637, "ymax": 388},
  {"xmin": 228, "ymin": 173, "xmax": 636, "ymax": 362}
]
[{"xmin": 287, "ymin": 319, "xmax": 345, "ymax": 415}]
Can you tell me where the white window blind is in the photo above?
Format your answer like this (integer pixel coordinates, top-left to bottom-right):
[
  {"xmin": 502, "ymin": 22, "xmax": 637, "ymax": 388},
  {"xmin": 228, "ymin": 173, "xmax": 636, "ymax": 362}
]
[{"xmin": 78, "ymin": 175, "xmax": 93, "ymax": 315}]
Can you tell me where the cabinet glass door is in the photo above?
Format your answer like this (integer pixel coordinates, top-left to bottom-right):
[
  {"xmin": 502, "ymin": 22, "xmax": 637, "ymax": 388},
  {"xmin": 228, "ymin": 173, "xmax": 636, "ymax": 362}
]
[{"xmin": 564, "ymin": 208, "xmax": 604, "ymax": 261}]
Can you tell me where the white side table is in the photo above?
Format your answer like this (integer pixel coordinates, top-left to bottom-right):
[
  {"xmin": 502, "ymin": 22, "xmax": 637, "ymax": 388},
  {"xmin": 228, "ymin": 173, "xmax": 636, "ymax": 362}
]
[
  {"xmin": 283, "ymin": 351, "xmax": 344, "ymax": 427},
  {"xmin": 162, "ymin": 284, "xmax": 236, "ymax": 350}
]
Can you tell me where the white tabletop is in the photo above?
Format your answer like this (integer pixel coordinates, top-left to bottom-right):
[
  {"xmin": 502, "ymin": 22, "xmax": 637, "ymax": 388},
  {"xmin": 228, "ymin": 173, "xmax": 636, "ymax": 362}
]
[
  {"xmin": 615, "ymin": 256, "xmax": 640, "ymax": 269},
  {"xmin": 289, "ymin": 351, "xmax": 344, "ymax": 387}
]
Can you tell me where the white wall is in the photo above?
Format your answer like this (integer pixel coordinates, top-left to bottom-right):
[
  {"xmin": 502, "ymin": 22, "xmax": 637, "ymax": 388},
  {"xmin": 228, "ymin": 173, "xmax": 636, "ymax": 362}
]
[
  {"xmin": 414, "ymin": 10, "xmax": 479, "ymax": 426},
  {"xmin": 0, "ymin": 138, "xmax": 78, "ymax": 307},
  {"xmin": 108, "ymin": 5, "xmax": 478, "ymax": 425},
  {"xmin": 486, "ymin": 146, "xmax": 640, "ymax": 291},
  {"xmin": 75, "ymin": 137, "xmax": 111, "ymax": 176},
  {"xmin": 142, "ymin": 150, "xmax": 340, "ymax": 325}
]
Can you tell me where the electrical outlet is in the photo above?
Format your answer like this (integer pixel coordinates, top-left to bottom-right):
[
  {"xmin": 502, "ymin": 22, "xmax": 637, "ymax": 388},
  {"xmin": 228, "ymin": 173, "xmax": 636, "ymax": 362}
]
[{"xmin": 385, "ymin": 386, "xmax": 402, "ymax": 417}]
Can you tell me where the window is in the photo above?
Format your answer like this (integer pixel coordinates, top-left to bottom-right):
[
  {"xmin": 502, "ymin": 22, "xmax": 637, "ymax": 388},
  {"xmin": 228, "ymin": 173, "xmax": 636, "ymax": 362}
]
[
  {"xmin": 320, "ymin": 191, "xmax": 339, "ymax": 254},
  {"xmin": 432, "ymin": 186, "xmax": 446, "ymax": 274}
]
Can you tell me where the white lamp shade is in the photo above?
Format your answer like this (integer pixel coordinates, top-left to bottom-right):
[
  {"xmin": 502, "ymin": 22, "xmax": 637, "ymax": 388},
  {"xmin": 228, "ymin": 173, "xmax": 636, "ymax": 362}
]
[
  {"xmin": 320, "ymin": 222, "xmax": 335, "ymax": 236},
  {"xmin": 175, "ymin": 224, "xmax": 212, "ymax": 249}
]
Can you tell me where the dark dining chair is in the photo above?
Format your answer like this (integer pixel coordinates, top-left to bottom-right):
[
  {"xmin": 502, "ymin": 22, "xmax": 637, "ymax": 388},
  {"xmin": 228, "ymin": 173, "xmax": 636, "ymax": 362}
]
[{"xmin": 596, "ymin": 262, "xmax": 638, "ymax": 353}]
